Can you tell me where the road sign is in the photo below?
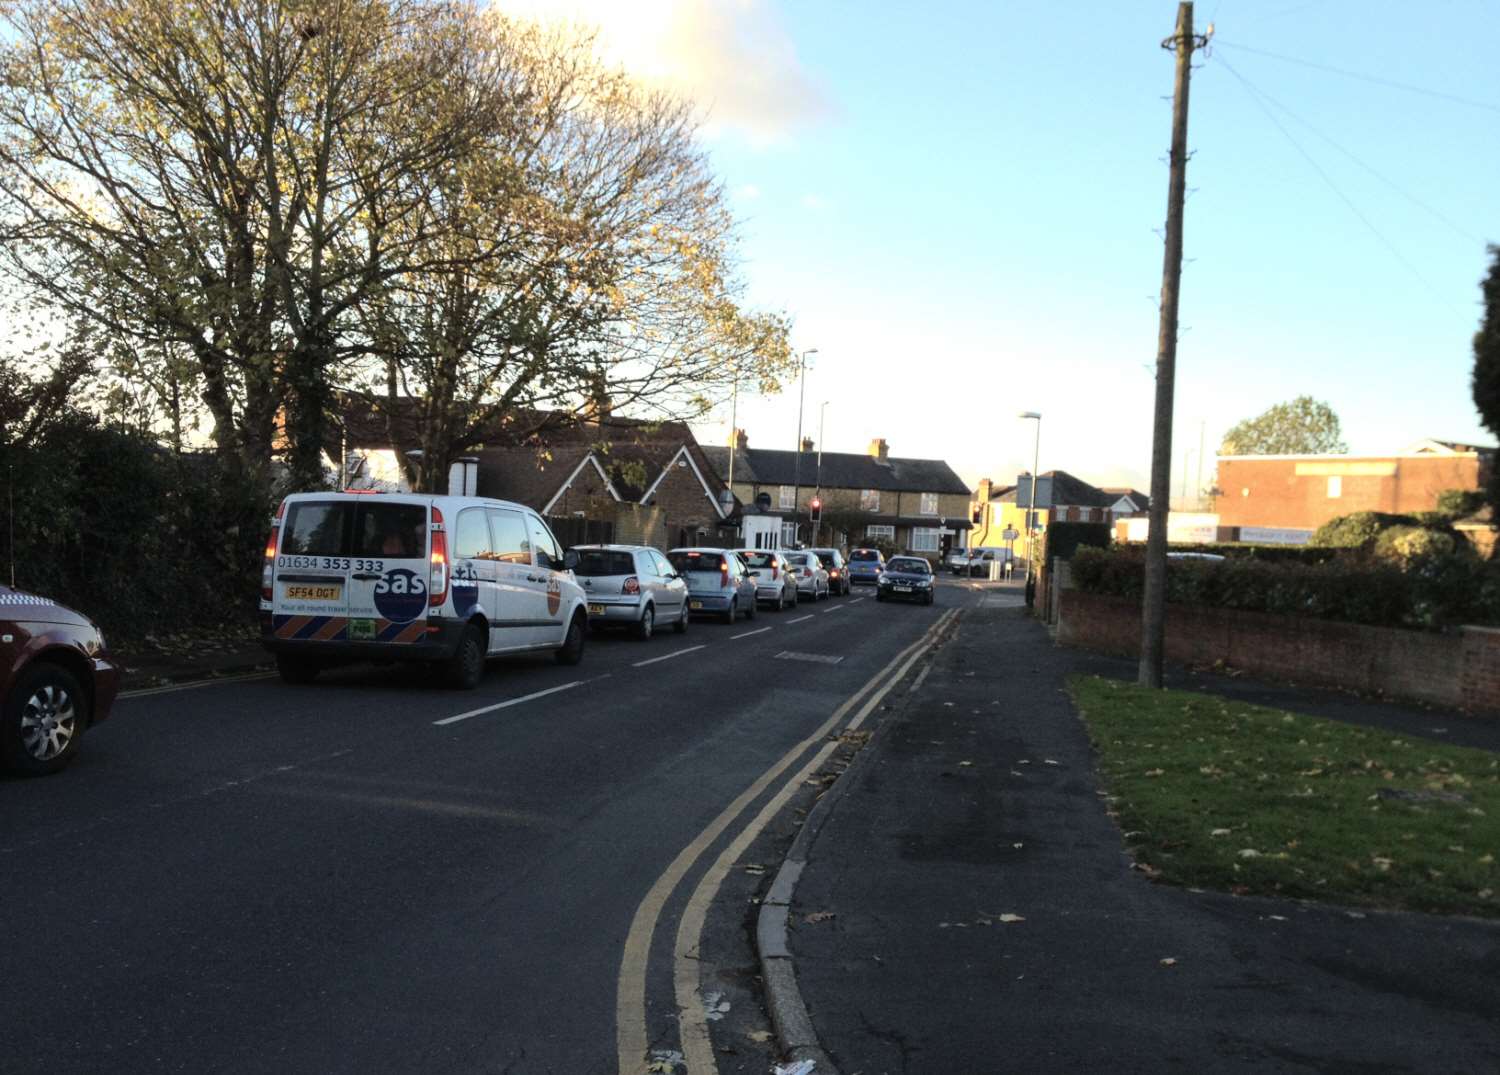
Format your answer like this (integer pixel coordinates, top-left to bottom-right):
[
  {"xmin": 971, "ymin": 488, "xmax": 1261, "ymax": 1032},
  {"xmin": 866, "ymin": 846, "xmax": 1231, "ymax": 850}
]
[{"xmin": 1002, "ymin": 527, "xmax": 1019, "ymax": 542}]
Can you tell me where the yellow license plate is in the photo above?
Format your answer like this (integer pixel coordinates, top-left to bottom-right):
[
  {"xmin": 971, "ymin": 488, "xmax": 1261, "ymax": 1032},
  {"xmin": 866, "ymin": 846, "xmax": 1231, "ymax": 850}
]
[
  {"xmin": 588, "ymin": 604, "xmax": 605, "ymax": 615},
  {"xmin": 689, "ymin": 600, "xmax": 703, "ymax": 610},
  {"xmin": 285, "ymin": 584, "xmax": 341, "ymax": 602}
]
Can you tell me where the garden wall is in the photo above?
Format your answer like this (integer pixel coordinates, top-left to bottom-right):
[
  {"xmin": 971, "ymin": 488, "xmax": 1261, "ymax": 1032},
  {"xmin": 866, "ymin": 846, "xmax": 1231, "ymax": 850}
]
[{"xmin": 1056, "ymin": 588, "xmax": 1500, "ymax": 716}]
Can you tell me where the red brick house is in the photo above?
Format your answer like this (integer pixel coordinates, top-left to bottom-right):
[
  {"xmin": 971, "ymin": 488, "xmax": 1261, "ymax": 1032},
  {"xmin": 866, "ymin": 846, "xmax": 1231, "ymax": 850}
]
[{"xmin": 1213, "ymin": 439, "xmax": 1494, "ymax": 531}]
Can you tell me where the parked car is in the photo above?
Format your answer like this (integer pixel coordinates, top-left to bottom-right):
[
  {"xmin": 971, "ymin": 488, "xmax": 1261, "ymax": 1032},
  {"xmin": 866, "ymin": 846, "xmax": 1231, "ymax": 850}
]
[
  {"xmin": 784, "ymin": 551, "xmax": 830, "ymax": 601},
  {"xmin": 809, "ymin": 548, "xmax": 850, "ymax": 595},
  {"xmin": 667, "ymin": 548, "xmax": 758, "ymax": 623},
  {"xmin": 877, "ymin": 556, "xmax": 936, "ymax": 605},
  {"xmin": 572, "ymin": 544, "xmax": 688, "ymax": 639},
  {"xmin": 2, "ymin": 587, "xmax": 120, "ymax": 774},
  {"xmin": 847, "ymin": 547, "xmax": 885, "ymax": 585},
  {"xmin": 944, "ymin": 548, "xmax": 970, "ymax": 573},
  {"xmin": 961, "ymin": 547, "xmax": 1007, "ymax": 578},
  {"xmin": 741, "ymin": 549, "xmax": 799, "ymax": 610},
  {"xmin": 261, "ymin": 492, "xmax": 587, "ymax": 689}
]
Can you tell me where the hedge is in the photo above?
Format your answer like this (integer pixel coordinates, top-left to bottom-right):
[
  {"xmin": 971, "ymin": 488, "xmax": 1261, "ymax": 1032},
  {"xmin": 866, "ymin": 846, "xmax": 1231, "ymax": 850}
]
[{"xmin": 1069, "ymin": 545, "xmax": 1500, "ymax": 631}]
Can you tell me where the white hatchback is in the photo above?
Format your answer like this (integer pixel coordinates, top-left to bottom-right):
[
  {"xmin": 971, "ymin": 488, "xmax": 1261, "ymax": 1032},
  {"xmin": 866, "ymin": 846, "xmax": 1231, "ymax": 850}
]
[
  {"xmin": 740, "ymin": 549, "xmax": 799, "ymax": 610},
  {"xmin": 783, "ymin": 551, "xmax": 830, "ymax": 601},
  {"xmin": 261, "ymin": 492, "xmax": 588, "ymax": 688}
]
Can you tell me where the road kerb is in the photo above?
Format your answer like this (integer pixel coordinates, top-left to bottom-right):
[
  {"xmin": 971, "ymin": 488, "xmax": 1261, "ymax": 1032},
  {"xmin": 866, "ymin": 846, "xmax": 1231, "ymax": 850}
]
[{"xmin": 753, "ymin": 609, "xmax": 964, "ymax": 1075}]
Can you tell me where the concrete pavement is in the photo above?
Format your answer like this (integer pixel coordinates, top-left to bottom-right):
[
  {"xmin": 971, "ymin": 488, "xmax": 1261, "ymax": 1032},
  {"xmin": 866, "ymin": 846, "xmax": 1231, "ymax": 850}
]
[{"xmin": 779, "ymin": 592, "xmax": 1500, "ymax": 1073}]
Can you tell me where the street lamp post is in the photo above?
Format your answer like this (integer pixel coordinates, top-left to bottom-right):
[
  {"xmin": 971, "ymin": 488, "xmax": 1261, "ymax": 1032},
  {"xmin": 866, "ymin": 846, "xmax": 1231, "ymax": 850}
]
[
  {"xmin": 791, "ymin": 348, "xmax": 817, "ymax": 546},
  {"xmin": 1019, "ymin": 411, "xmax": 1042, "ymax": 601}
]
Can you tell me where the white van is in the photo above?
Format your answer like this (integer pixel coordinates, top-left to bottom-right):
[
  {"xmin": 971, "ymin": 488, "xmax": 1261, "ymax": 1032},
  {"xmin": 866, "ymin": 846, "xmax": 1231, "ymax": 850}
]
[{"xmin": 260, "ymin": 492, "xmax": 587, "ymax": 687}]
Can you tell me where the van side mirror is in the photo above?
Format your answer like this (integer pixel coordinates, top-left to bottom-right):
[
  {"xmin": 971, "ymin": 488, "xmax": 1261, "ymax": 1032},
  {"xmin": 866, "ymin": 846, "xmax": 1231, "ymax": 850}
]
[{"xmin": 563, "ymin": 549, "xmax": 580, "ymax": 570}]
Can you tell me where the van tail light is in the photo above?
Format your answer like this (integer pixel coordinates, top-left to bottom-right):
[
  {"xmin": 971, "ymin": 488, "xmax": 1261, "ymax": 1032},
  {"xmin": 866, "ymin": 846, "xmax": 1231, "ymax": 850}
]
[
  {"xmin": 429, "ymin": 506, "xmax": 448, "ymax": 607},
  {"xmin": 623, "ymin": 576, "xmax": 641, "ymax": 595},
  {"xmin": 720, "ymin": 561, "xmax": 730, "ymax": 588},
  {"xmin": 260, "ymin": 499, "xmax": 286, "ymax": 600}
]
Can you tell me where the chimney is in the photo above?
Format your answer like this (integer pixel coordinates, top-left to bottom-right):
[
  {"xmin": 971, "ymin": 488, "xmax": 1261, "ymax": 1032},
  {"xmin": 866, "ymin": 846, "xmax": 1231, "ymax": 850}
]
[
  {"xmin": 732, "ymin": 428, "xmax": 748, "ymax": 453},
  {"xmin": 868, "ymin": 437, "xmax": 889, "ymax": 462},
  {"xmin": 801, "ymin": 436, "xmax": 814, "ymax": 453},
  {"xmin": 977, "ymin": 477, "xmax": 992, "ymax": 502}
]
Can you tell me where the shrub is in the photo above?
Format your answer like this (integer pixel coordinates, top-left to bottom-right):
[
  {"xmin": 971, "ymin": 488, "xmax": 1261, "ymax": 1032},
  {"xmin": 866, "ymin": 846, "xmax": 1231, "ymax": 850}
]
[
  {"xmin": 1310, "ymin": 511, "xmax": 1417, "ymax": 549},
  {"xmin": 1044, "ymin": 522, "xmax": 1111, "ymax": 567},
  {"xmin": 1435, "ymin": 488, "xmax": 1486, "ymax": 519}
]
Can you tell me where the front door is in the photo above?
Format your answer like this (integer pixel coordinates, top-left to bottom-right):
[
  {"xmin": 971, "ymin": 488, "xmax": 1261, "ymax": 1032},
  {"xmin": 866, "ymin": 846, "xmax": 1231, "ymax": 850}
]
[
  {"xmin": 524, "ymin": 513, "xmax": 570, "ymax": 647},
  {"xmin": 451, "ymin": 507, "xmax": 500, "ymax": 652},
  {"xmin": 486, "ymin": 507, "xmax": 538, "ymax": 650}
]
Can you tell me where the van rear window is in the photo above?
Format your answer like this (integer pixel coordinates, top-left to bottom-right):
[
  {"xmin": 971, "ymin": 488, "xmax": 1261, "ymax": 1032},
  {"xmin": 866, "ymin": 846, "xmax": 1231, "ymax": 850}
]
[{"xmin": 280, "ymin": 500, "xmax": 428, "ymax": 558}]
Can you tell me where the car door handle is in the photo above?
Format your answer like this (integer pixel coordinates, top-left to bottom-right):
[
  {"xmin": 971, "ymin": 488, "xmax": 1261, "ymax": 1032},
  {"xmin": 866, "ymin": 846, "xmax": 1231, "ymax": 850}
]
[{"xmin": 352, "ymin": 572, "xmax": 382, "ymax": 581}]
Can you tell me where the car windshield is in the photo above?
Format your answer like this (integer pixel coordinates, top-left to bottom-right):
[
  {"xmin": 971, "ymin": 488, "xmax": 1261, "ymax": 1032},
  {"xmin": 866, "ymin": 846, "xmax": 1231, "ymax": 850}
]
[
  {"xmin": 850, "ymin": 549, "xmax": 881, "ymax": 562},
  {"xmin": 574, "ymin": 550, "xmax": 637, "ymax": 577},
  {"xmin": 670, "ymin": 551, "xmax": 724, "ymax": 573},
  {"xmin": 742, "ymin": 552, "xmax": 777, "ymax": 568},
  {"xmin": 887, "ymin": 558, "xmax": 930, "ymax": 574}
]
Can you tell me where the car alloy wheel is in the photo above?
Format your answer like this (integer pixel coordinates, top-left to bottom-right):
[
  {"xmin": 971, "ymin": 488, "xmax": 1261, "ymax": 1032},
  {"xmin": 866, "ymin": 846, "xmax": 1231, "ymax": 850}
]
[
  {"xmin": 21, "ymin": 679, "xmax": 78, "ymax": 762},
  {"xmin": 635, "ymin": 604, "xmax": 654, "ymax": 641},
  {"xmin": 3, "ymin": 664, "xmax": 88, "ymax": 775}
]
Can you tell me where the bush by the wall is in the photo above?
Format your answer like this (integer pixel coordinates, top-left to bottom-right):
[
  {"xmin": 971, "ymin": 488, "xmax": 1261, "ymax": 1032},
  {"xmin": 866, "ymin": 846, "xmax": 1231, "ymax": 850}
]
[
  {"xmin": 1045, "ymin": 521, "xmax": 1111, "ymax": 567},
  {"xmin": 1069, "ymin": 545, "xmax": 1499, "ymax": 631}
]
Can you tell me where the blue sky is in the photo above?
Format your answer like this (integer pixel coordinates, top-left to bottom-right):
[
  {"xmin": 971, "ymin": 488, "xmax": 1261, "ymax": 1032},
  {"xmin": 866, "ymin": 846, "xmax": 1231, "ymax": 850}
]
[{"xmin": 509, "ymin": 1, "xmax": 1499, "ymax": 492}]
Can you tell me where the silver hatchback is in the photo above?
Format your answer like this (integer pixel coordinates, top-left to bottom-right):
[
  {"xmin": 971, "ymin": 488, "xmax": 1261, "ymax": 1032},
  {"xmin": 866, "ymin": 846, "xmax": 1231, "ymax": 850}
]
[
  {"xmin": 573, "ymin": 545, "xmax": 689, "ymax": 640},
  {"xmin": 667, "ymin": 547, "xmax": 758, "ymax": 623}
]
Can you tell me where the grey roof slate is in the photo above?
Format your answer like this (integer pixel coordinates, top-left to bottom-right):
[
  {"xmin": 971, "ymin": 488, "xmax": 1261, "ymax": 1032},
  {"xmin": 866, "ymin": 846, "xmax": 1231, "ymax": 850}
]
[
  {"xmin": 701, "ymin": 445, "xmax": 969, "ymax": 496},
  {"xmin": 998, "ymin": 471, "xmax": 1116, "ymax": 510}
]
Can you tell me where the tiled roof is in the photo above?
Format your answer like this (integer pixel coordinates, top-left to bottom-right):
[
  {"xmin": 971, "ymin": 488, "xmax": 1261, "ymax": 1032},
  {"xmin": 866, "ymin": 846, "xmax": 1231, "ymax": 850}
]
[
  {"xmin": 998, "ymin": 471, "xmax": 1116, "ymax": 510},
  {"xmin": 702, "ymin": 446, "xmax": 969, "ymax": 495}
]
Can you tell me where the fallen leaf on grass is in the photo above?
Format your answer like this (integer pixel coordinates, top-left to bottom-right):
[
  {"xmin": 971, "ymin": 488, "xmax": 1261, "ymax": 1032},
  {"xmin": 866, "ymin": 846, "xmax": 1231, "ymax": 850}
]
[
  {"xmin": 1210, "ymin": 828, "xmax": 1231, "ymax": 837},
  {"xmin": 1144, "ymin": 768, "xmax": 1165, "ymax": 778},
  {"xmin": 1238, "ymin": 849, "xmax": 1261, "ymax": 859}
]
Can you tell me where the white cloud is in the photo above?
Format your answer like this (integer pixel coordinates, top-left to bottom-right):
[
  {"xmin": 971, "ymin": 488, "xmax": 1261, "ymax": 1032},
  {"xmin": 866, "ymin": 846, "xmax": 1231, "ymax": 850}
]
[
  {"xmin": 736, "ymin": 183, "xmax": 762, "ymax": 200},
  {"xmin": 496, "ymin": 0, "xmax": 834, "ymax": 145}
]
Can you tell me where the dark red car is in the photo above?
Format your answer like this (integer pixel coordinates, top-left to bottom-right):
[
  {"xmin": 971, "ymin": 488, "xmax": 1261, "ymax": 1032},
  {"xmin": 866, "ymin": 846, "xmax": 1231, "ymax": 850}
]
[{"xmin": 1, "ymin": 586, "xmax": 120, "ymax": 774}]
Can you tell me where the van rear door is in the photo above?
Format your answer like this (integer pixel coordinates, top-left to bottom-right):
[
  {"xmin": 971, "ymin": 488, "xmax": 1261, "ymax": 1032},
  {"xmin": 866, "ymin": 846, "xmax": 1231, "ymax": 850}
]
[
  {"xmin": 346, "ymin": 500, "xmax": 431, "ymax": 644},
  {"xmin": 273, "ymin": 498, "xmax": 354, "ymax": 642}
]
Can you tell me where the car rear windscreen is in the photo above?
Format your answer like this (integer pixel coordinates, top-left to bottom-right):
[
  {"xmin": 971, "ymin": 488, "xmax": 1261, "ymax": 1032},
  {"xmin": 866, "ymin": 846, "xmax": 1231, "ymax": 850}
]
[
  {"xmin": 670, "ymin": 551, "xmax": 724, "ymax": 573},
  {"xmin": 850, "ymin": 549, "xmax": 881, "ymax": 561},
  {"xmin": 575, "ymin": 550, "xmax": 637, "ymax": 577},
  {"xmin": 742, "ymin": 552, "xmax": 777, "ymax": 568},
  {"xmin": 814, "ymin": 552, "xmax": 837, "ymax": 566},
  {"xmin": 280, "ymin": 500, "xmax": 427, "ymax": 559}
]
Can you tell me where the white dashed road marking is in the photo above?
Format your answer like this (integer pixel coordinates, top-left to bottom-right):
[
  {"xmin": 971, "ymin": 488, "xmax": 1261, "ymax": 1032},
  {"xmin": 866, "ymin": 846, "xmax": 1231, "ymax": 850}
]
[
  {"xmin": 632, "ymin": 644, "xmax": 707, "ymax": 668},
  {"xmin": 730, "ymin": 627, "xmax": 772, "ymax": 640},
  {"xmin": 786, "ymin": 614, "xmax": 815, "ymax": 625},
  {"xmin": 434, "ymin": 680, "xmax": 589, "ymax": 726}
]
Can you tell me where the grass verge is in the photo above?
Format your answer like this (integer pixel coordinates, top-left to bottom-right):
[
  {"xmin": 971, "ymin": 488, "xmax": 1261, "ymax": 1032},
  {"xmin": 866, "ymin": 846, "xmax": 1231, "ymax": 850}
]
[{"xmin": 1068, "ymin": 675, "xmax": 1499, "ymax": 917}]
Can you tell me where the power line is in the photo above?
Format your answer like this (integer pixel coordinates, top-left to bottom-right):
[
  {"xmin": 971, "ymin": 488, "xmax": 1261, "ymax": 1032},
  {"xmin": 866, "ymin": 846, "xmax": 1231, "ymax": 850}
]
[
  {"xmin": 1235, "ymin": 74, "xmax": 1484, "ymax": 245},
  {"xmin": 1216, "ymin": 39, "xmax": 1500, "ymax": 116},
  {"xmin": 1215, "ymin": 54, "xmax": 1440, "ymax": 295}
]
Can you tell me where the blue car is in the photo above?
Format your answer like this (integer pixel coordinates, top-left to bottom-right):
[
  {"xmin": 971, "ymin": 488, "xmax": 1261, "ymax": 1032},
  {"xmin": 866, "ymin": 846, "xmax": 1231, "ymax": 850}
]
[
  {"xmin": 846, "ymin": 547, "xmax": 885, "ymax": 585},
  {"xmin": 667, "ymin": 548, "xmax": 759, "ymax": 623}
]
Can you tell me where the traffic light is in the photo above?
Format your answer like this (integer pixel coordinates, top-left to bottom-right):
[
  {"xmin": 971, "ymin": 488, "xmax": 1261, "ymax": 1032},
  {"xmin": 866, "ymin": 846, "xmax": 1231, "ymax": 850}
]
[{"xmin": 809, "ymin": 497, "xmax": 822, "ymax": 523}]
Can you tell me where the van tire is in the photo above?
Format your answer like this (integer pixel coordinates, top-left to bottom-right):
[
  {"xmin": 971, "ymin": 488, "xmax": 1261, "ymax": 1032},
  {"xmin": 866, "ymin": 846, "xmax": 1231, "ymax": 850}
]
[
  {"xmin": 276, "ymin": 654, "xmax": 323, "ymax": 686},
  {"xmin": 556, "ymin": 613, "xmax": 586, "ymax": 665},
  {"xmin": 2, "ymin": 662, "xmax": 87, "ymax": 775},
  {"xmin": 446, "ymin": 625, "xmax": 486, "ymax": 689}
]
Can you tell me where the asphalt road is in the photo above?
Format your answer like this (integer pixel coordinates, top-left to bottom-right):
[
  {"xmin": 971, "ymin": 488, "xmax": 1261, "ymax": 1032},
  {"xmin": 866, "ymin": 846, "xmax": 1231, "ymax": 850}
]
[{"xmin": 0, "ymin": 576, "xmax": 974, "ymax": 1074}]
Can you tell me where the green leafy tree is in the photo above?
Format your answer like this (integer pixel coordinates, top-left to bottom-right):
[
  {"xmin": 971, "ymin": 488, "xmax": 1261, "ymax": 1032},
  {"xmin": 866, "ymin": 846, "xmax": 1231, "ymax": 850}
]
[
  {"xmin": 1221, "ymin": 396, "xmax": 1347, "ymax": 455},
  {"xmin": 1471, "ymin": 246, "xmax": 1500, "ymax": 509}
]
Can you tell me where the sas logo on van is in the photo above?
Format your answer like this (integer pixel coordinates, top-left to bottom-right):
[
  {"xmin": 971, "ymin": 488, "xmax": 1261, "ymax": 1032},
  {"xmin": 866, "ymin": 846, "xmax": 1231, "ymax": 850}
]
[
  {"xmin": 374, "ymin": 568, "xmax": 427, "ymax": 623},
  {"xmin": 451, "ymin": 563, "xmax": 480, "ymax": 618},
  {"xmin": 546, "ymin": 577, "xmax": 561, "ymax": 616}
]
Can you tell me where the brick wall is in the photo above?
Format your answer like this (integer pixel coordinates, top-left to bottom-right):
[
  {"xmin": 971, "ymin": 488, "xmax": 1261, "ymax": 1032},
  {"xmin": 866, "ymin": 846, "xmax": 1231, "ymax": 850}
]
[
  {"xmin": 1056, "ymin": 588, "xmax": 1500, "ymax": 716},
  {"xmin": 648, "ymin": 462, "xmax": 728, "ymax": 548},
  {"xmin": 1215, "ymin": 454, "xmax": 1483, "ymax": 530}
]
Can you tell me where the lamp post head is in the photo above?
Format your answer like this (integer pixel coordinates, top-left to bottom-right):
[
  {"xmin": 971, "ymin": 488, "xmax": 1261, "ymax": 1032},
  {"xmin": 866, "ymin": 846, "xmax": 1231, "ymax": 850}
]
[{"xmin": 1018, "ymin": 410, "xmax": 1042, "ymax": 420}]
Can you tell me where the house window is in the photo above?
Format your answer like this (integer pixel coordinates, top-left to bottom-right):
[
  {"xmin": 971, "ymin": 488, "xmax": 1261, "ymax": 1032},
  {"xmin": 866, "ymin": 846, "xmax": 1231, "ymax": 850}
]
[
  {"xmin": 779, "ymin": 485, "xmax": 795, "ymax": 510},
  {"xmin": 919, "ymin": 492, "xmax": 938, "ymax": 515},
  {"xmin": 780, "ymin": 521, "xmax": 798, "ymax": 547},
  {"xmin": 1327, "ymin": 476, "xmax": 1342, "ymax": 498},
  {"xmin": 865, "ymin": 524, "xmax": 894, "ymax": 541},
  {"xmin": 861, "ymin": 489, "xmax": 880, "ymax": 511},
  {"xmin": 911, "ymin": 527, "xmax": 941, "ymax": 552}
]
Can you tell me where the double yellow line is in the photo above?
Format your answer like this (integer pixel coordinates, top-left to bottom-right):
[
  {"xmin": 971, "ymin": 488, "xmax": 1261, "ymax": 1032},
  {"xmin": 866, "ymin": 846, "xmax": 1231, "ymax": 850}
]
[{"xmin": 615, "ymin": 607, "xmax": 961, "ymax": 1075}]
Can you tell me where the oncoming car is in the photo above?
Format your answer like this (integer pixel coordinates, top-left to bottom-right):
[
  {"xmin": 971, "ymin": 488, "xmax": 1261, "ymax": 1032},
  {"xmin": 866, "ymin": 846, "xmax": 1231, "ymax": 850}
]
[
  {"xmin": 1, "ymin": 588, "xmax": 120, "ymax": 774},
  {"xmin": 572, "ymin": 544, "xmax": 688, "ymax": 639},
  {"xmin": 876, "ymin": 556, "xmax": 936, "ymax": 604},
  {"xmin": 261, "ymin": 492, "xmax": 587, "ymax": 688}
]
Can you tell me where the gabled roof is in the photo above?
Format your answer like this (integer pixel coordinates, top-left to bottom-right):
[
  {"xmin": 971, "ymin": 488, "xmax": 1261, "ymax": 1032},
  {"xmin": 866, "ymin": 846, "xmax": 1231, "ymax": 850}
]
[
  {"xmin": 999, "ymin": 471, "xmax": 1116, "ymax": 510},
  {"xmin": 702, "ymin": 446, "xmax": 970, "ymax": 495},
  {"xmin": 1101, "ymin": 487, "xmax": 1151, "ymax": 511}
]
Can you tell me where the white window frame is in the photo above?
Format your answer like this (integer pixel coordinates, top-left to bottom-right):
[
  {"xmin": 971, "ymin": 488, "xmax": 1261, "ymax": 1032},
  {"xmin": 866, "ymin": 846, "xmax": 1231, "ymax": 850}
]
[
  {"xmin": 919, "ymin": 492, "xmax": 939, "ymax": 516},
  {"xmin": 1327, "ymin": 475, "xmax": 1342, "ymax": 498},
  {"xmin": 910, "ymin": 527, "xmax": 941, "ymax": 553},
  {"xmin": 780, "ymin": 521, "xmax": 798, "ymax": 547},
  {"xmin": 861, "ymin": 488, "xmax": 880, "ymax": 512},
  {"xmin": 865, "ymin": 524, "xmax": 894, "ymax": 541},
  {"xmin": 779, "ymin": 485, "xmax": 796, "ymax": 510}
]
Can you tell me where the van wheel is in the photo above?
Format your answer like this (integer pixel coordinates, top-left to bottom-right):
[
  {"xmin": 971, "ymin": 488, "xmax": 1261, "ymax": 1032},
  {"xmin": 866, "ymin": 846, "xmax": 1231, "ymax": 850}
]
[
  {"xmin": 674, "ymin": 606, "xmax": 689, "ymax": 634},
  {"xmin": 634, "ymin": 604, "xmax": 655, "ymax": 641},
  {"xmin": 2, "ymin": 663, "xmax": 87, "ymax": 775},
  {"xmin": 556, "ymin": 613, "xmax": 586, "ymax": 665},
  {"xmin": 276, "ymin": 654, "xmax": 322, "ymax": 686},
  {"xmin": 446, "ymin": 625, "xmax": 486, "ymax": 689}
]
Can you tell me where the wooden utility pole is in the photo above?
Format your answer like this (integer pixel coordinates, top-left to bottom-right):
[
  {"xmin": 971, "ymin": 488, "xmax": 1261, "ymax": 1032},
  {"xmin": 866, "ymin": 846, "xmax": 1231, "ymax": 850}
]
[{"xmin": 1140, "ymin": 2, "xmax": 1210, "ymax": 688}]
